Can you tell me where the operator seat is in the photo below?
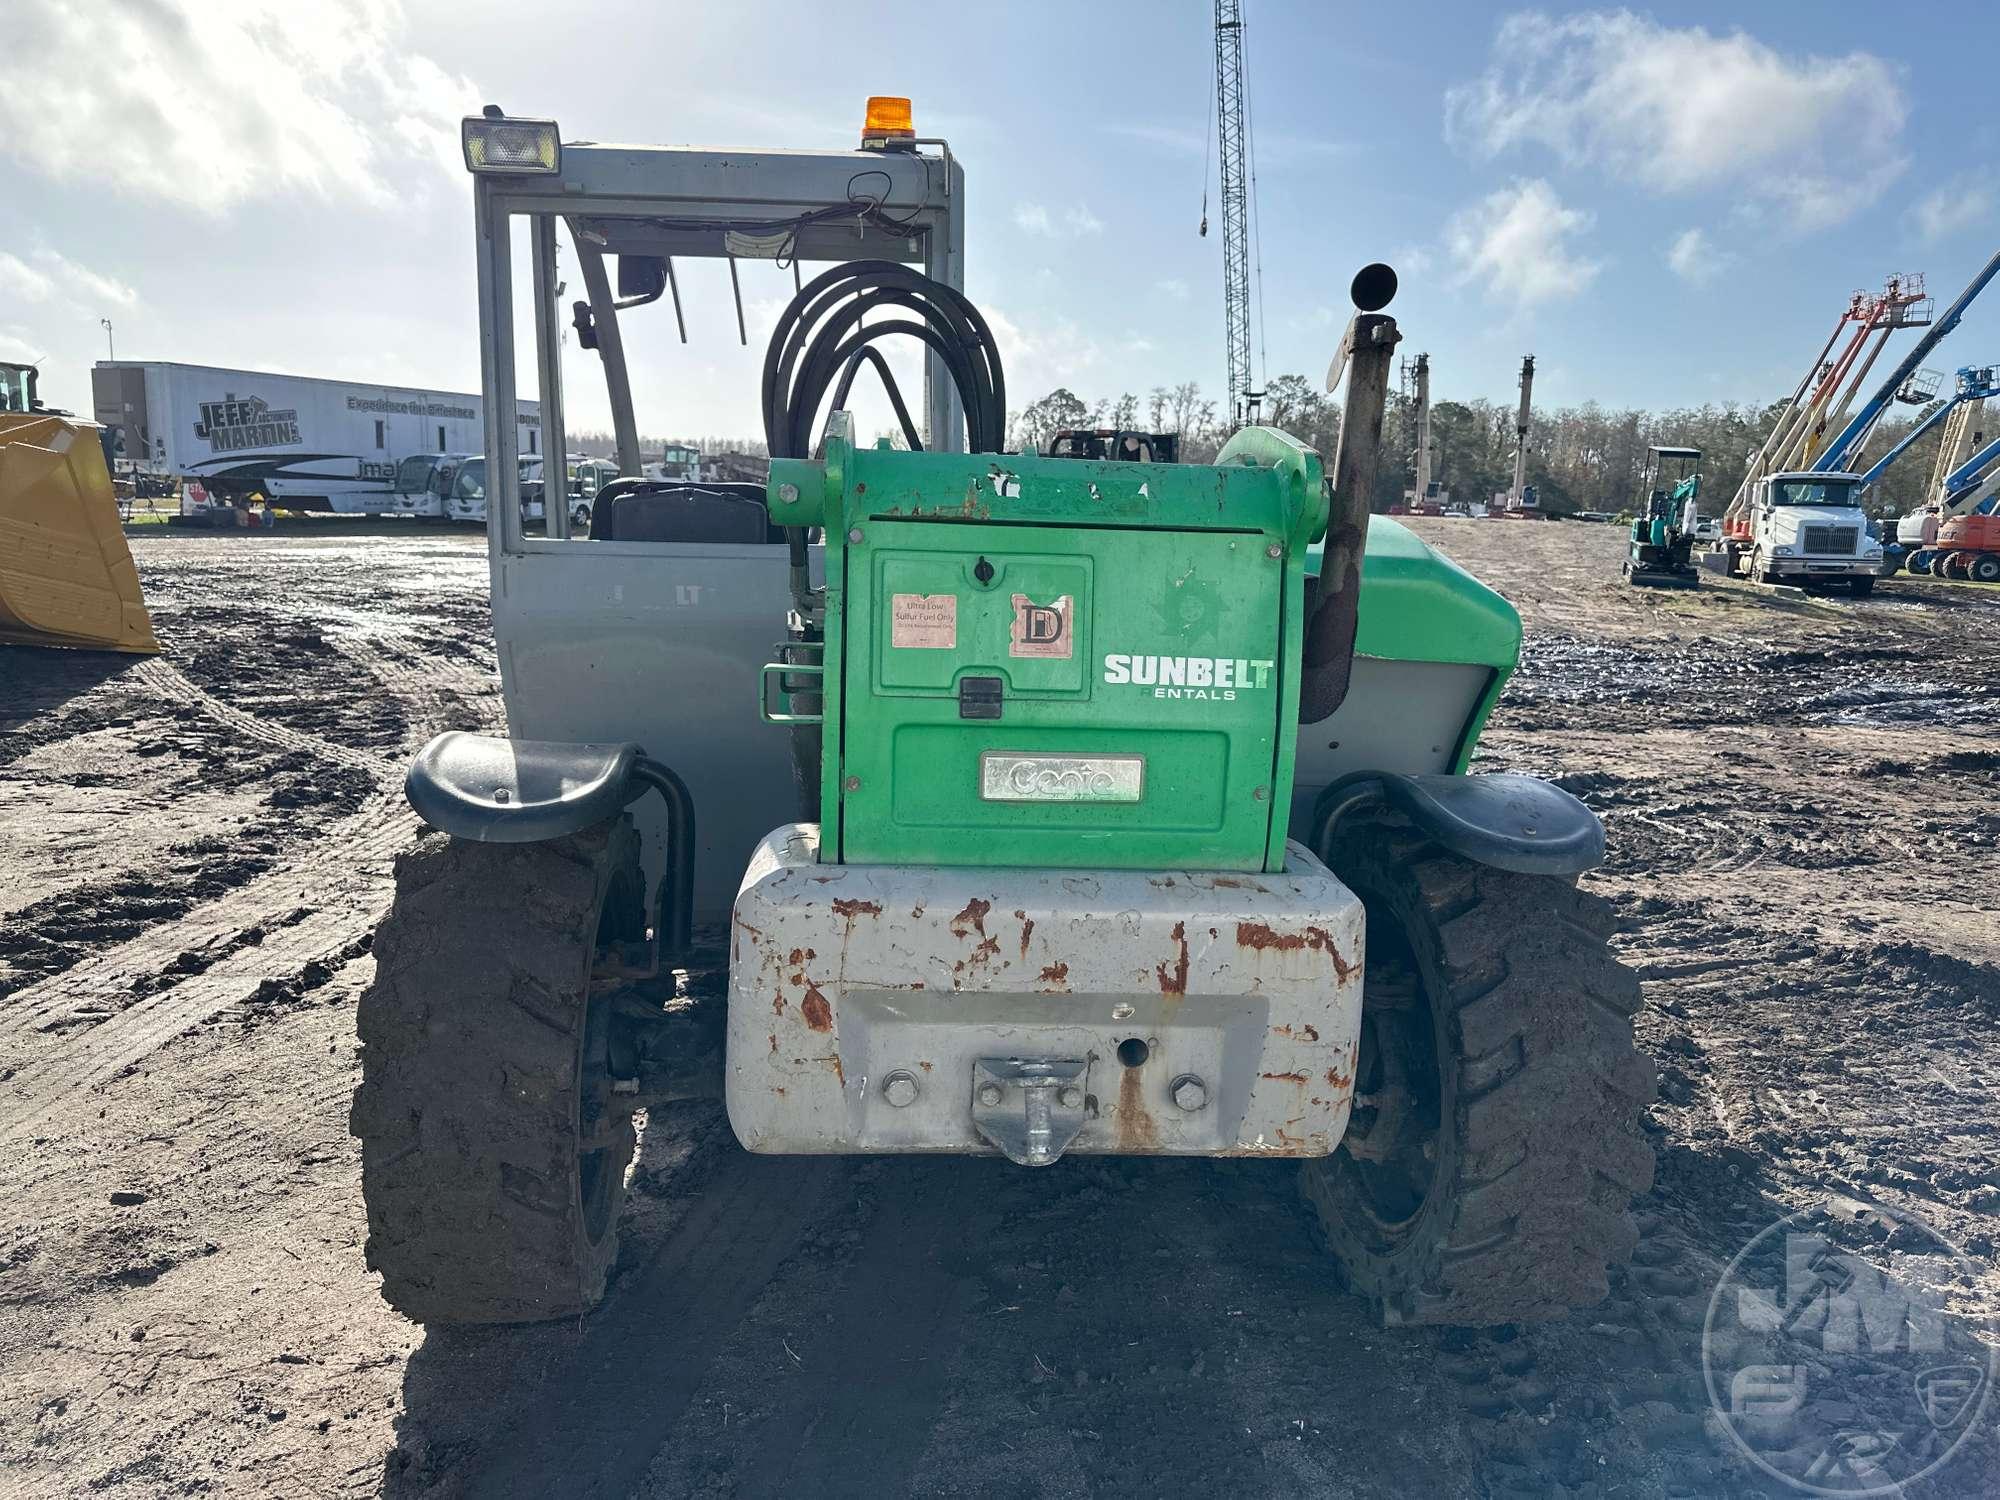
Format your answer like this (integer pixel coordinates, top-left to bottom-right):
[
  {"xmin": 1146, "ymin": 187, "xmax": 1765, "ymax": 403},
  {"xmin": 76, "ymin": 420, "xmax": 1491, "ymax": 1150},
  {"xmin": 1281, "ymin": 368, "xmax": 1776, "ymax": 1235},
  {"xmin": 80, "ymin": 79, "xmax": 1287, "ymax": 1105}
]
[{"xmin": 590, "ymin": 479, "xmax": 783, "ymax": 544}]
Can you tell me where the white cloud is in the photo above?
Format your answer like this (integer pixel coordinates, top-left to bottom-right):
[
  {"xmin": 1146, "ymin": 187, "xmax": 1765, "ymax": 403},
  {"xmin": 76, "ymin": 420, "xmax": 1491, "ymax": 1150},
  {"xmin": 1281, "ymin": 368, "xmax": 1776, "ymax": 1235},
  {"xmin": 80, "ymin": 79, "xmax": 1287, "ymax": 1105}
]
[
  {"xmin": 0, "ymin": 254, "xmax": 55, "ymax": 306},
  {"xmin": 1665, "ymin": 228, "xmax": 1732, "ymax": 286},
  {"xmin": 1156, "ymin": 278, "xmax": 1190, "ymax": 302},
  {"xmin": 983, "ymin": 305, "xmax": 1103, "ymax": 397},
  {"xmin": 1445, "ymin": 179, "xmax": 1602, "ymax": 310},
  {"xmin": 1014, "ymin": 203, "xmax": 1054, "ymax": 235},
  {"xmin": 0, "ymin": 1, "xmax": 480, "ymax": 218},
  {"xmin": 1014, "ymin": 202, "xmax": 1103, "ymax": 237},
  {"xmin": 0, "ymin": 248, "xmax": 137, "ymax": 312},
  {"xmin": 1446, "ymin": 12, "xmax": 1908, "ymax": 229},
  {"xmin": 1912, "ymin": 178, "xmax": 1995, "ymax": 242}
]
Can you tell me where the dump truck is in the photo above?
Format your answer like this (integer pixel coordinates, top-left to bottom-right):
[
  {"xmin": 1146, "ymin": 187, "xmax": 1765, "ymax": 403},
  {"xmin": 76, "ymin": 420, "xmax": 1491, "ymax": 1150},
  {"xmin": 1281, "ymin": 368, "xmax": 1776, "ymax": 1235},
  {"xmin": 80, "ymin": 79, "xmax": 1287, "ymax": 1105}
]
[
  {"xmin": 351, "ymin": 103, "xmax": 1654, "ymax": 1330},
  {"xmin": 0, "ymin": 360, "xmax": 159, "ymax": 654}
]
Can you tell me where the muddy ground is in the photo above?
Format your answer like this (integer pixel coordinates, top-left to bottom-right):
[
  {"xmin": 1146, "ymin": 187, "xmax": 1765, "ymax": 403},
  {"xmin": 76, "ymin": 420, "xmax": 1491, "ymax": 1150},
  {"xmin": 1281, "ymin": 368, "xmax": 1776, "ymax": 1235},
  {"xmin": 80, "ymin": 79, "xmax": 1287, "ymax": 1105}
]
[{"xmin": 1, "ymin": 519, "xmax": 1996, "ymax": 1498}]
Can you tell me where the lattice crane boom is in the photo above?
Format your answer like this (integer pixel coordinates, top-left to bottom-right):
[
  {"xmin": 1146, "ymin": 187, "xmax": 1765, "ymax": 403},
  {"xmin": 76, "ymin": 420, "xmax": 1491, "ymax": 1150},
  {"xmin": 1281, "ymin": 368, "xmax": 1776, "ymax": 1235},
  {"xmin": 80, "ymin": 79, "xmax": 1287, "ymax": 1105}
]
[{"xmin": 1214, "ymin": 0, "xmax": 1255, "ymax": 426}]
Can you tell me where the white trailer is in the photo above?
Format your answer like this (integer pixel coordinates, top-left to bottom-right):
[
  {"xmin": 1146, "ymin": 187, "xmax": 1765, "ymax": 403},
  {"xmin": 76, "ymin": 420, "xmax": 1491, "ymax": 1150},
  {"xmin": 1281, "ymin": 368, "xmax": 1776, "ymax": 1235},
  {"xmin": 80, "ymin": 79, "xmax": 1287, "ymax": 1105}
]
[{"xmin": 89, "ymin": 361, "xmax": 540, "ymax": 513}]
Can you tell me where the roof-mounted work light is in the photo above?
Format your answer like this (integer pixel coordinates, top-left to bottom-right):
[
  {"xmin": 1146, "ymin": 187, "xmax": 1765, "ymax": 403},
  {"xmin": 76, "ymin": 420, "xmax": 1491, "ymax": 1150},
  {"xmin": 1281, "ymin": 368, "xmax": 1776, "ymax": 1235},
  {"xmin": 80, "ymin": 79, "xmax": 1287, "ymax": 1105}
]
[{"xmin": 462, "ymin": 110, "xmax": 561, "ymax": 174}]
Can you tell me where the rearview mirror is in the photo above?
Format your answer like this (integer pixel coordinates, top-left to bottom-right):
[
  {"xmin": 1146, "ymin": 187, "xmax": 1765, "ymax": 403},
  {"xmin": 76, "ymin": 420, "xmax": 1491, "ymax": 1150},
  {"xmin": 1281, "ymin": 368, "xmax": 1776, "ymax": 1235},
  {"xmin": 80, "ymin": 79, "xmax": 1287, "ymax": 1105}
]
[{"xmin": 616, "ymin": 255, "xmax": 667, "ymax": 307}]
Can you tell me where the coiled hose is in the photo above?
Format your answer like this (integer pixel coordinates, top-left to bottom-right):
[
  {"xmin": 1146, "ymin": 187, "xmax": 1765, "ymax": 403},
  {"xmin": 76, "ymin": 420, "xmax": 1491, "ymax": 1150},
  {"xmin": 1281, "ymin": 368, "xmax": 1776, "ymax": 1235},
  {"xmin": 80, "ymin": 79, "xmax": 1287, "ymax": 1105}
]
[{"xmin": 760, "ymin": 260, "xmax": 1007, "ymax": 459}]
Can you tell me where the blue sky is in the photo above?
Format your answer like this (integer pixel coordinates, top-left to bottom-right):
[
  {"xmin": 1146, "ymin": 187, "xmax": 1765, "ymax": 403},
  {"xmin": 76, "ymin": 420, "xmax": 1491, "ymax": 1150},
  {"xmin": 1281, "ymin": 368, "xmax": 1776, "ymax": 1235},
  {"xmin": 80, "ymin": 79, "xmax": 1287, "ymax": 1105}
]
[{"xmin": 4, "ymin": 1, "xmax": 1997, "ymax": 440}]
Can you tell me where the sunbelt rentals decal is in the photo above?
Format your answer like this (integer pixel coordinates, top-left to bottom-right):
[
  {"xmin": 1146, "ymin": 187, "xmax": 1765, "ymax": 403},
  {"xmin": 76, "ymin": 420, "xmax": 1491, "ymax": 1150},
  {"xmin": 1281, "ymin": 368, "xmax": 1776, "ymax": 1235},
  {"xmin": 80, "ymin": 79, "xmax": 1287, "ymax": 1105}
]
[{"xmin": 1102, "ymin": 653, "xmax": 1273, "ymax": 702}]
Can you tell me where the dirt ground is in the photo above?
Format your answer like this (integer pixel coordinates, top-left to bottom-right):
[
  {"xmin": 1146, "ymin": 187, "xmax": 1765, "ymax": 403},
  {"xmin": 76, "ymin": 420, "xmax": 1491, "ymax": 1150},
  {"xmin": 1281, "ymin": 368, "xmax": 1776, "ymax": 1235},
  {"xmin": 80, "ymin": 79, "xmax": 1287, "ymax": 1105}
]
[{"xmin": 1, "ymin": 518, "xmax": 1996, "ymax": 1498}]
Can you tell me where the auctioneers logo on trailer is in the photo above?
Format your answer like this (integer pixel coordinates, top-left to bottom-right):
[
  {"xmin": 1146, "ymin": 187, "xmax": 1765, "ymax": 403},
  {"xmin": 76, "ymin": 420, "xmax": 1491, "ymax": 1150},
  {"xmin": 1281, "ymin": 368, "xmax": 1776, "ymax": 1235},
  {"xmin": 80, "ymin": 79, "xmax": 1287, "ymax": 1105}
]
[{"xmin": 194, "ymin": 395, "xmax": 301, "ymax": 452}]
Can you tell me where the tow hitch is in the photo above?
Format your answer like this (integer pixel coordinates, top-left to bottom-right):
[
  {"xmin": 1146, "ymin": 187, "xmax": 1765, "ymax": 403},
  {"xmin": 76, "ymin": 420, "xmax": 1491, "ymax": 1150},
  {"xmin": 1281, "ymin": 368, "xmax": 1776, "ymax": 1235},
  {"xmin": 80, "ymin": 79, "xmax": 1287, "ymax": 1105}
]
[{"xmin": 971, "ymin": 1058, "xmax": 1089, "ymax": 1166}]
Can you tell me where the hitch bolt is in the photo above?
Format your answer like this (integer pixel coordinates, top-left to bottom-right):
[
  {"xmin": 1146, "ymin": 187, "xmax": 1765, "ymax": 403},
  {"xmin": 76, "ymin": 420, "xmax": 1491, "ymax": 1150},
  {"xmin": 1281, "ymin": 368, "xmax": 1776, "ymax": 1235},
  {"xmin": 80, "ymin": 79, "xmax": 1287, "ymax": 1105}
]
[
  {"xmin": 777, "ymin": 482, "xmax": 800, "ymax": 504},
  {"xmin": 1172, "ymin": 1074, "xmax": 1209, "ymax": 1112},
  {"xmin": 1059, "ymin": 1086, "xmax": 1083, "ymax": 1109},
  {"xmin": 1266, "ymin": 543, "xmax": 1282, "ymax": 559},
  {"xmin": 977, "ymin": 1082, "xmax": 1004, "ymax": 1107},
  {"xmin": 882, "ymin": 1071, "xmax": 920, "ymax": 1107},
  {"xmin": 1252, "ymin": 785, "xmax": 1268, "ymax": 801}
]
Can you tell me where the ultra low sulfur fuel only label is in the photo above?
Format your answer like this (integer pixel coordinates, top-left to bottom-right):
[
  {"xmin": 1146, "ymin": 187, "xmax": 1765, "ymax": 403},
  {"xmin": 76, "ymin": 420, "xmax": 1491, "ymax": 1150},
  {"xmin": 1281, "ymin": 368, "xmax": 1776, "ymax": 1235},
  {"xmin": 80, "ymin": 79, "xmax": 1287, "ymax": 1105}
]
[{"xmin": 1101, "ymin": 653, "xmax": 1275, "ymax": 702}]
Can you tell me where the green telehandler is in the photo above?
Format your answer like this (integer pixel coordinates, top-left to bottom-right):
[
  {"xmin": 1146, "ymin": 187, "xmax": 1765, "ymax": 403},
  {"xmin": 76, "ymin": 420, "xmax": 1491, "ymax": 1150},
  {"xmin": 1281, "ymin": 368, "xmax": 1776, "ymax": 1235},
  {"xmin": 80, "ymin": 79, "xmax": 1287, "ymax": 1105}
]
[{"xmin": 351, "ymin": 103, "xmax": 1654, "ymax": 1330}]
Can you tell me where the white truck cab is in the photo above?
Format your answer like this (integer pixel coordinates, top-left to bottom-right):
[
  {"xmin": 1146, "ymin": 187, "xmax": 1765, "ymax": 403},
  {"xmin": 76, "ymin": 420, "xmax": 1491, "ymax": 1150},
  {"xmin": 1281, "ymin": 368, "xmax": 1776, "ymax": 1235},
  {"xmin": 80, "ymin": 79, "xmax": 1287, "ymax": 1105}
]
[{"xmin": 1744, "ymin": 470, "xmax": 1884, "ymax": 593}]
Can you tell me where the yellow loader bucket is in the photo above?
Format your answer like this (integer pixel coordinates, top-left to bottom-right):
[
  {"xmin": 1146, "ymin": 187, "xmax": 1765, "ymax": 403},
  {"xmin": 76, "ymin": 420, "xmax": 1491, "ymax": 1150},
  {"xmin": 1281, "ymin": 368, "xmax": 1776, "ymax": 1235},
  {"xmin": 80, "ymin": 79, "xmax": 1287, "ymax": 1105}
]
[{"xmin": 0, "ymin": 413, "xmax": 159, "ymax": 653}]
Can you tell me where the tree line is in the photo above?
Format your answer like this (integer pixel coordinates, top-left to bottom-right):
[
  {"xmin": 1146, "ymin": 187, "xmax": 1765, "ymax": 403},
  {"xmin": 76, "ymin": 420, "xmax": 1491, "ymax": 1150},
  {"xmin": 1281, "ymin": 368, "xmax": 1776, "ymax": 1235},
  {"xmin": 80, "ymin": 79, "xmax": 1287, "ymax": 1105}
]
[
  {"xmin": 573, "ymin": 373, "xmax": 1974, "ymax": 521},
  {"xmin": 1009, "ymin": 377, "xmax": 1966, "ymax": 518}
]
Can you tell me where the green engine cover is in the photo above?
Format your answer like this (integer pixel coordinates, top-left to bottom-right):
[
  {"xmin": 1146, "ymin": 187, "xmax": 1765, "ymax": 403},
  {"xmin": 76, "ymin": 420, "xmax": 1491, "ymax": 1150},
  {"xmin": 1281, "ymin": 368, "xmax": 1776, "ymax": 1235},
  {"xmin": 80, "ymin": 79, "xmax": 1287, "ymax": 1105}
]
[{"xmin": 768, "ymin": 418, "xmax": 1326, "ymax": 872}]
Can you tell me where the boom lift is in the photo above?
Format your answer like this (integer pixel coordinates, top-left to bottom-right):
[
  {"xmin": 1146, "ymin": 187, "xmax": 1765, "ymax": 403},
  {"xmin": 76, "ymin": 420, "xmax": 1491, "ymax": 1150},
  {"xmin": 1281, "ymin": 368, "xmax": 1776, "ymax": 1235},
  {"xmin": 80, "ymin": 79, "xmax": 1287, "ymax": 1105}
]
[
  {"xmin": 1907, "ymin": 426, "xmax": 2000, "ymax": 579},
  {"xmin": 1884, "ymin": 364, "xmax": 1998, "ymax": 571},
  {"xmin": 351, "ymin": 102, "xmax": 1654, "ymax": 1333},
  {"xmin": 1718, "ymin": 251, "xmax": 2000, "ymax": 592}
]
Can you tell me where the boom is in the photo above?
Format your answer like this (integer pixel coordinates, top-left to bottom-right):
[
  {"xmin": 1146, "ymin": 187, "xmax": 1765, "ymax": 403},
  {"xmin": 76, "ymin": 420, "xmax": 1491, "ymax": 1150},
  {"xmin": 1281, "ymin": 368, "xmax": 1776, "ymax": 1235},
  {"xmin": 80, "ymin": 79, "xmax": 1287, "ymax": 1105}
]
[
  {"xmin": 1817, "ymin": 248, "xmax": 2000, "ymax": 473},
  {"xmin": 1723, "ymin": 279, "xmax": 1931, "ymax": 531},
  {"xmin": 1857, "ymin": 364, "xmax": 2000, "ymax": 492}
]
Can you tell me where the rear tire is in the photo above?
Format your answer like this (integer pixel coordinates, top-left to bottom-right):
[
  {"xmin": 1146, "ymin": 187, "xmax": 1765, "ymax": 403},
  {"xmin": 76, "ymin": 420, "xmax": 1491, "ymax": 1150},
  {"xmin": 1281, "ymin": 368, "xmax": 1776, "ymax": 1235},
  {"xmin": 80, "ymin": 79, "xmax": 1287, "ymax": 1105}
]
[
  {"xmin": 1971, "ymin": 553, "xmax": 2000, "ymax": 584},
  {"xmin": 352, "ymin": 819, "xmax": 646, "ymax": 1324},
  {"xmin": 1301, "ymin": 817, "xmax": 1656, "ymax": 1325}
]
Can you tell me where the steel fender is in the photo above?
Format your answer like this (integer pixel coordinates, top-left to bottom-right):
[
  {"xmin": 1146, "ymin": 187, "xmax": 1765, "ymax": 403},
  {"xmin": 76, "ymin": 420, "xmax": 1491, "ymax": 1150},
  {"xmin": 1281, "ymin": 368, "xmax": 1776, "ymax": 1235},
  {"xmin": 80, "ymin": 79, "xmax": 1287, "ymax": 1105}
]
[
  {"xmin": 1313, "ymin": 771, "xmax": 1604, "ymax": 876},
  {"xmin": 405, "ymin": 731, "xmax": 641, "ymax": 843}
]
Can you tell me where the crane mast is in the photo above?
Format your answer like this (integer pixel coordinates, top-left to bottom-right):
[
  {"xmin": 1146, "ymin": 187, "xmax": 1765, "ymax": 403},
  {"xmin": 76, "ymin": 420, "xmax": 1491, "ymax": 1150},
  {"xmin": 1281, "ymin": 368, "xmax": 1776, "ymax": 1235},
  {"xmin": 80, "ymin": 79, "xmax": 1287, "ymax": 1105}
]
[
  {"xmin": 1213, "ymin": 0, "xmax": 1256, "ymax": 426},
  {"xmin": 1407, "ymin": 352, "xmax": 1434, "ymax": 506},
  {"xmin": 1507, "ymin": 355, "xmax": 1535, "ymax": 512}
]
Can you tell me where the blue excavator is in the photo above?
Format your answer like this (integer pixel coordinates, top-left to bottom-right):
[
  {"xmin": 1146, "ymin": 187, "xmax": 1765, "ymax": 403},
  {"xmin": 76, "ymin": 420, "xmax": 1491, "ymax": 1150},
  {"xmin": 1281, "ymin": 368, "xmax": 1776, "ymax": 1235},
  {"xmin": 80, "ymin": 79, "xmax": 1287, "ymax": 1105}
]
[{"xmin": 1623, "ymin": 445, "xmax": 1702, "ymax": 588}]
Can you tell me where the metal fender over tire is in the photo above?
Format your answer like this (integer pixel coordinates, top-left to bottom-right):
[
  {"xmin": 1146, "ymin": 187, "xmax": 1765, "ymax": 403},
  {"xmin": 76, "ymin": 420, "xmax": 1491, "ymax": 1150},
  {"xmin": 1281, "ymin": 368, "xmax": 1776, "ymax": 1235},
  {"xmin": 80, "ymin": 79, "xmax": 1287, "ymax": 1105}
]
[
  {"xmin": 352, "ymin": 818, "xmax": 646, "ymax": 1324},
  {"xmin": 1302, "ymin": 814, "xmax": 1656, "ymax": 1325}
]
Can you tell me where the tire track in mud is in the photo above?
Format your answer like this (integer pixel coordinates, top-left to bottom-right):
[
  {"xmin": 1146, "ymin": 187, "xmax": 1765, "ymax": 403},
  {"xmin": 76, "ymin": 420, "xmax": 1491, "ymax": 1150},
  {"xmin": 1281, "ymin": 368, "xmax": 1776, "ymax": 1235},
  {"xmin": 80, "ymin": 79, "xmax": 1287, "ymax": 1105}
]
[
  {"xmin": 715, "ymin": 1161, "xmax": 985, "ymax": 1498},
  {"xmin": 390, "ymin": 1146, "xmax": 836, "ymax": 1498},
  {"xmin": 133, "ymin": 658, "xmax": 395, "ymax": 776},
  {"xmin": 0, "ymin": 795, "xmax": 417, "ymax": 1143},
  {"xmin": 0, "ymin": 628, "xmax": 498, "ymax": 1130},
  {"xmin": 327, "ymin": 629, "xmax": 502, "ymax": 746}
]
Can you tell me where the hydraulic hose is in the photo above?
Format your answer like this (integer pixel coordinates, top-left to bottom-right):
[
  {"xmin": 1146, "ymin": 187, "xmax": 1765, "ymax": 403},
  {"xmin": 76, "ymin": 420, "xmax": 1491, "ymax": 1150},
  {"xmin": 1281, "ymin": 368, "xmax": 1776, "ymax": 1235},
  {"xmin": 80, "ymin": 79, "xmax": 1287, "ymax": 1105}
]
[{"xmin": 761, "ymin": 260, "xmax": 1006, "ymax": 458}]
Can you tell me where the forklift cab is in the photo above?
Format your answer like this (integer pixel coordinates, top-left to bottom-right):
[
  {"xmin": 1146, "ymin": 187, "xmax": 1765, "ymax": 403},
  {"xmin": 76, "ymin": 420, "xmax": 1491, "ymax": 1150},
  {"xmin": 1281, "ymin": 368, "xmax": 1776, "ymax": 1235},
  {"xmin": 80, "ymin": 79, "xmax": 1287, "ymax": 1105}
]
[{"xmin": 459, "ymin": 104, "xmax": 962, "ymax": 922}]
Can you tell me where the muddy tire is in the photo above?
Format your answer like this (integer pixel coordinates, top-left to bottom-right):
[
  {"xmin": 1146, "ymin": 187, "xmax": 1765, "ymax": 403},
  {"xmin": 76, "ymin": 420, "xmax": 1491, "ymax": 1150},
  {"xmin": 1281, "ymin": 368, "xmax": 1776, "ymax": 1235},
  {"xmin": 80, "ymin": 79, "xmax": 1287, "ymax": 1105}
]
[
  {"xmin": 1849, "ymin": 575, "xmax": 1875, "ymax": 597},
  {"xmin": 1301, "ymin": 816, "xmax": 1656, "ymax": 1325},
  {"xmin": 351, "ymin": 819, "xmax": 646, "ymax": 1325},
  {"xmin": 1971, "ymin": 553, "xmax": 2000, "ymax": 584}
]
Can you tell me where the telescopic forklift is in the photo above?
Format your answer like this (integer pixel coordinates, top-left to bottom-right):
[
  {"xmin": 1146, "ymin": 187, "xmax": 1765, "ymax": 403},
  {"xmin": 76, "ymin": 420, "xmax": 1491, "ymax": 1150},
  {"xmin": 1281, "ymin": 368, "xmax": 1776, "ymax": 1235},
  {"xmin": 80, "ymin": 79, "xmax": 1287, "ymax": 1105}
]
[{"xmin": 351, "ymin": 101, "xmax": 1653, "ymax": 1330}]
